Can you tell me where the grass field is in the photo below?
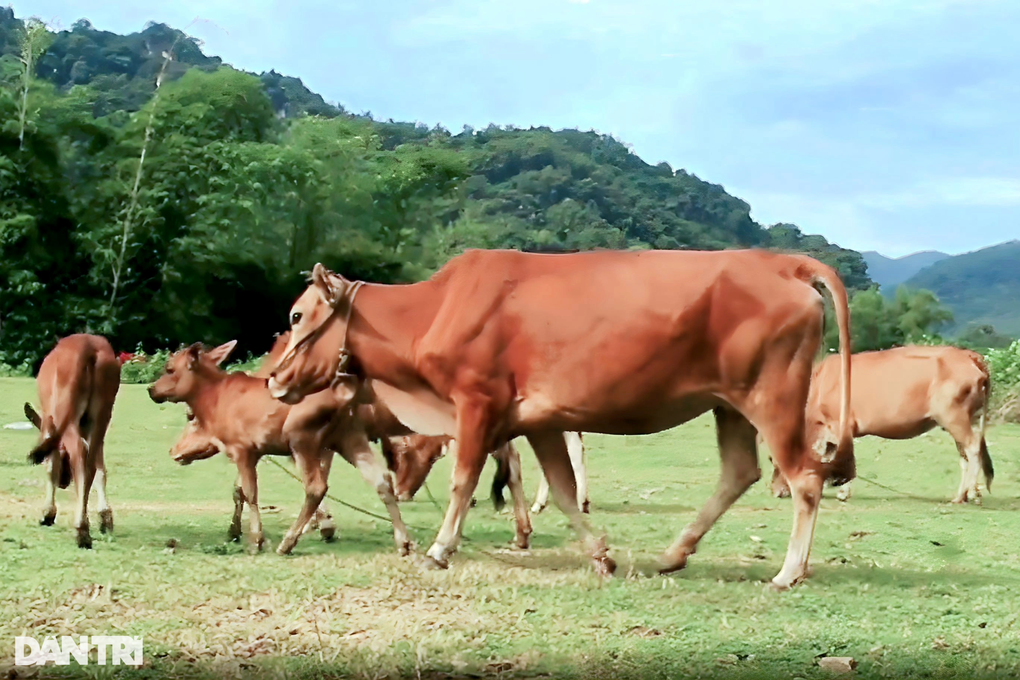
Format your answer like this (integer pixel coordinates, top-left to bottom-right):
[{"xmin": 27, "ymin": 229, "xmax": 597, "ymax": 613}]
[{"xmin": 2, "ymin": 377, "xmax": 1020, "ymax": 679}]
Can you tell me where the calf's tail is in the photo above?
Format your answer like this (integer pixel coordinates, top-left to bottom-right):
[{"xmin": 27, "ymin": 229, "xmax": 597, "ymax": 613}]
[{"xmin": 979, "ymin": 374, "xmax": 994, "ymax": 491}]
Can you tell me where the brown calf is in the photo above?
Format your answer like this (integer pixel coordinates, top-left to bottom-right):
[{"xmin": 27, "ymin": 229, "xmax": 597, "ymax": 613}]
[
  {"xmin": 149, "ymin": 341, "xmax": 411, "ymax": 556},
  {"xmin": 26, "ymin": 334, "xmax": 120, "ymax": 548},
  {"xmin": 771, "ymin": 346, "xmax": 992, "ymax": 504},
  {"xmin": 171, "ymin": 408, "xmax": 337, "ymax": 542},
  {"xmin": 381, "ymin": 436, "xmax": 534, "ymax": 549}
]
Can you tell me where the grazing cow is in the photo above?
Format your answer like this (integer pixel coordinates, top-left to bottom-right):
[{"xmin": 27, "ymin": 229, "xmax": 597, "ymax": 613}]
[
  {"xmin": 26, "ymin": 334, "xmax": 120, "ymax": 548},
  {"xmin": 268, "ymin": 249, "xmax": 853, "ymax": 589},
  {"xmin": 770, "ymin": 346, "xmax": 992, "ymax": 504},
  {"xmin": 380, "ymin": 435, "xmax": 534, "ymax": 549},
  {"xmin": 149, "ymin": 341, "xmax": 412, "ymax": 556}
]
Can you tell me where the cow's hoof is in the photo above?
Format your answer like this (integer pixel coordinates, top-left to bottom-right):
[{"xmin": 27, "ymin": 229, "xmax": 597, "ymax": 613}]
[
  {"xmin": 514, "ymin": 535, "xmax": 531, "ymax": 550},
  {"xmin": 422, "ymin": 555, "xmax": 449, "ymax": 571},
  {"xmin": 593, "ymin": 554, "xmax": 616, "ymax": 577},
  {"xmin": 99, "ymin": 509, "xmax": 114, "ymax": 534},
  {"xmin": 77, "ymin": 531, "xmax": 92, "ymax": 550},
  {"xmin": 530, "ymin": 503, "xmax": 544, "ymax": 515},
  {"xmin": 772, "ymin": 487, "xmax": 791, "ymax": 499},
  {"xmin": 40, "ymin": 513, "xmax": 56, "ymax": 527},
  {"xmin": 248, "ymin": 537, "xmax": 265, "ymax": 555},
  {"xmin": 319, "ymin": 521, "xmax": 337, "ymax": 542},
  {"xmin": 397, "ymin": 540, "xmax": 413, "ymax": 557},
  {"xmin": 658, "ymin": 552, "xmax": 690, "ymax": 575},
  {"xmin": 950, "ymin": 497, "xmax": 966, "ymax": 505},
  {"xmin": 768, "ymin": 579, "xmax": 793, "ymax": 592},
  {"xmin": 228, "ymin": 525, "xmax": 242, "ymax": 542},
  {"xmin": 581, "ymin": 501, "xmax": 590, "ymax": 514}
]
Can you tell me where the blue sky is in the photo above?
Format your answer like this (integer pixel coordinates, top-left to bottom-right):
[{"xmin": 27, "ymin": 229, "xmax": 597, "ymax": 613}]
[{"xmin": 13, "ymin": 0, "xmax": 1019, "ymax": 257}]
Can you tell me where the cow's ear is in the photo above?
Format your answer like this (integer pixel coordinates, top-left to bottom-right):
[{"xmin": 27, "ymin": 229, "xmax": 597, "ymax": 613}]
[
  {"xmin": 186, "ymin": 342, "xmax": 204, "ymax": 369},
  {"xmin": 312, "ymin": 263, "xmax": 337, "ymax": 302},
  {"xmin": 24, "ymin": 403, "xmax": 41, "ymax": 429},
  {"xmin": 205, "ymin": 340, "xmax": 237, "ymax": 367}
]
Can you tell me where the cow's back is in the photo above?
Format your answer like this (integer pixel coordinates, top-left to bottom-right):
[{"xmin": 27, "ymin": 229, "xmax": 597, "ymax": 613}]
[{"xmin": 427, "ymin": 249, "xmax": 826, "ymax": 432}]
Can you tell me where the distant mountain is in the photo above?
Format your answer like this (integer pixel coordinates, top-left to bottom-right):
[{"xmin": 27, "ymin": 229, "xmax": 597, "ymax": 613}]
[
  {"xmin": 862, "ymin": 250, "xmax": 950, "ymax": 290},
  {"xmin": 904, "ymin": 241, "xmax": 1020, "ymax": 337}
]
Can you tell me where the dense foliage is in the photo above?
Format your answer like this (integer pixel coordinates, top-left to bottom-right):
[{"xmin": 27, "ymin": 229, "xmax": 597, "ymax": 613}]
[{"xmin": 0, "ymin": 10, "xmax": 964, "ymax": 373}]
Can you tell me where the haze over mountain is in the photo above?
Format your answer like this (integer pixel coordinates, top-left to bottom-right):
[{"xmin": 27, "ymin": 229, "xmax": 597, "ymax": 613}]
[{"xmin": 862, "ymin": 250, "xmax": 950, "ymax": 290}]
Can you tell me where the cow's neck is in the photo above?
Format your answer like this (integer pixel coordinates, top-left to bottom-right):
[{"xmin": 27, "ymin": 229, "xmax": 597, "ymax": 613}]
[
  {"xmin": 187, "ymin": 368, "xmax": 232, "ymax": 417},
  {"xmin": 345, "ymin": 280, "xmax": 439, "ymax": 385}
]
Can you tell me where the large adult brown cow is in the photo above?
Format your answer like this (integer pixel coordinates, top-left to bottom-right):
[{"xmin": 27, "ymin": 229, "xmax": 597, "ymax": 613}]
[
  {"xmin": 267, "ymin": 248, "xmax": 853, "ymax": 590},
  {"xmin": 26, "ymin": 334, "xmax": 121, "ymax": 548},
  {"xmin": 770, "ymin": 345, "xmax": 993, "ymax": 504}
]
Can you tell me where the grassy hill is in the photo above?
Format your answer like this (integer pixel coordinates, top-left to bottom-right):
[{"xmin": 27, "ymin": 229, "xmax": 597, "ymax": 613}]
[
  {"xmin": 904, "ymin": 241, "xmax": 1020, "ymax": 337},
  {"xmin": 862, "ymin": 250, "xmax": 949, "ymax": 290}
]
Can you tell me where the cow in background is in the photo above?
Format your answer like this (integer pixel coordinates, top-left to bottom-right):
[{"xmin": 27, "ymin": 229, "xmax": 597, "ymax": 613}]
[
  {"xmin": 26, "ymin": 334, "xmax": 121, "ymax": 548},
  {"xmin": 771, "ymin": 346, "xmax": 992, "ymax": 504}
]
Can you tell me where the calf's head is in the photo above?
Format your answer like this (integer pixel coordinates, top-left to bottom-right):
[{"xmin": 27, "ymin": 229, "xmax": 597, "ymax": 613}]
[
  {"xmin": 170, "ymin": 410, "xmax": 220, "ymax": 465},
  {"xmin": 382, "ymin": 436, "xmax": 449, "ymax": 501},
  {"xmin": 147, "ymin": 341, "xmax": 237, "ymax": 403},
  {"xmin": 268, "ymin": 263, "xmax": 360, "ymax": 405}
]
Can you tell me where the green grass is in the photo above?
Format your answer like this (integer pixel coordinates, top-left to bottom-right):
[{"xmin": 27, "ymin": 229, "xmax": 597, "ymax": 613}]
[{"xmin": 2, "ymin": 378, "xmax": 1020, "ymax": 679}]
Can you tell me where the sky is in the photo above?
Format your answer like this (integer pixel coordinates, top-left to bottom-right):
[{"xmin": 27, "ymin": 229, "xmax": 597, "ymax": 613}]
[{"xmin": 12, "ymin": 0, "xmax": 1020, "ymax": 257}]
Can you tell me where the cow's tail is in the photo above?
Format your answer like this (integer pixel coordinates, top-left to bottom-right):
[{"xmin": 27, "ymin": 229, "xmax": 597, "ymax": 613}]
[
  {"xmin": 490, "ymin": 447, "xmax": 510, "ymax": 512},
  {"xmin": 28, "ymin": 357, "xmax": 94, "ymax": 466},
  {"xmin": 28, "ymin": 415, "xmax": 61, "ymax": 465},
  {"xmin": 799, "ymin": 258, "xmax": 853, "ymax": 472}
]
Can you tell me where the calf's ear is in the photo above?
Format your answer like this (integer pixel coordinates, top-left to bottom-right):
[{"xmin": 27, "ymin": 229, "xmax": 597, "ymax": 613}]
[
  {"xmin": 205, "ymin": 340, "xmax": 238, "ymax": 367},
  {"xmin": 24, "ymin": 403, "xmax": 41, "ymax": 429}
]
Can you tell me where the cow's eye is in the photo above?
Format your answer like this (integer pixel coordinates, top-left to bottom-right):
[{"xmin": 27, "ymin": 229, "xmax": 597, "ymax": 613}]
[
  {"xmin": 291, "ymin": 311, "xmax": 302, "ymax": 325},
  {"xmin": 166, "ymin": 367, "xmax": 175, "ymax": 375}
]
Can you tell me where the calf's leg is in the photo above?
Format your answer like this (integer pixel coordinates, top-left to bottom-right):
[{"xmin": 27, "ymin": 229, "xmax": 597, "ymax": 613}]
[
  {"xmin": 565, "ymin": 432, "xmax": 590, "ymax": 513},
  {"xmin": 229, "ymin": 475, "xmax": 245, "ymax": 542},
  {"xmin": 67, "ymin": 427, "xmax": 95, "ymax": 549},
  {"xmin": 531, "ymin": 474, "xmax": 551, "ymax": 515},
  {"xmin": 661, "ymin": 407, "xmax": 760, "ymax": 574}
]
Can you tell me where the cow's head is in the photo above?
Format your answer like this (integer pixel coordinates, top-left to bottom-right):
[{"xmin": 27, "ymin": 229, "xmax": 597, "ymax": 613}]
[
  {"xmin": 147, "ymin": 341, "xmax": 237, "ymax": 404},
  {"xmin": 382, "ymin": 436, "xmax": 449, "ymax": 501},
  {"xmin": 170, "ymin": 409, "xmax": 220, "ymax": 465},
  {"xmin": 268, "ymin": 263, "xmax": 360, "ymax": 405}
]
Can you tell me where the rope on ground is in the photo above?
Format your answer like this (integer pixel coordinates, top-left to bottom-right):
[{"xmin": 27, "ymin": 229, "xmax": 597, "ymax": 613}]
[
  {"xmin": 263, "ymin": 457, "xmax": 431, "ymax": 532},
  {"xmin": 852, "ymin": 473, "xmax": 940, "ymax": 502}
]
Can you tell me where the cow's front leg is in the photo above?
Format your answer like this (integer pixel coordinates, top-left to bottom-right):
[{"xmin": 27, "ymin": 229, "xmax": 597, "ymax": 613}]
[
  {"xmin": 528, "ymin": 429, "xmax": 615, "ymax": 576},
  {"xmin": 339, "ymin": 429, "xmax": 412, "ymax": 556},
  {"xmin": 424, "ymin": 400, "xmax": 489, "ymax": 570},
  {"xmin": 277, "ymin": 447, "xmax": 328, "ymax": 556}
]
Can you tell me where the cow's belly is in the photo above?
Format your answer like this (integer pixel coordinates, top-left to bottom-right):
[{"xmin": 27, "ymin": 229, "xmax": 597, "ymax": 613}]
[{"xmin": 858, "ymin": 416, "xmax": 936, "ymax": 440}]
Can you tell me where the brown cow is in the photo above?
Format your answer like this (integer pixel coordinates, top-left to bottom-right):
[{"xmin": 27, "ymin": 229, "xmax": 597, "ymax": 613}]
[
  {"xmin": 26, "ymin": 334, "xmax": 120, "ymax": 548},
  {"xmin": 770, "ymin": 345, "xmax": 993, "ymax": 504},
  {"xmin": 268, "ymin": 249, "xmax": 853, "ymax": 590},
  {"xmin": 381, "ymin": 435, "xmax": 534, "ymax": 549},
  {"xmin": 149, "ymin": 341, "xmax": 412, "ymax": 556}
]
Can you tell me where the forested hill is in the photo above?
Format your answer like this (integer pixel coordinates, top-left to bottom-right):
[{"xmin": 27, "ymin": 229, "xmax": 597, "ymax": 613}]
[
  {"xmin": 1, "ymin": 10, "xmax": 871, "ymax": 367},
  {"xmin": 904, "ymin": 241, "xmax": 1020, "ymax": 337}
]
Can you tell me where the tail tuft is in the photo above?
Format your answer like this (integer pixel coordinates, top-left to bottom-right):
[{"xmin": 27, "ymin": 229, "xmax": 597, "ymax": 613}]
[{"xmin": 28, "ymin": 437, "xmax": 59, "ymax": 466}]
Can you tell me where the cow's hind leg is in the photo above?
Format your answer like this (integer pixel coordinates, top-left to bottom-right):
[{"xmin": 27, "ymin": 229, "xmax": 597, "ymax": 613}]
[
  {"xmin": 769, "ymin": 456, "xmax": 791, "ymax": 498},
  {"xmin": 235, "ymin": 451, "xmax": 264, "ymax": 553},
  {"xmin": 229, "ymin": 475, "xmax": 245, "ymax": 542},
  {"xmin": 944, "ymin": 416, "xmax": 983, "ymax": 504},
  {"xmin": 527, "ymin": 430, "xmax": 615, "ymax": 576},
  {"xmin": 67, "ymin": 425, "xmax": 94, "ymax": 549},
  {"xmin": 339, "ymin": 429, "xmax": 412, "ymax": 556},
  {"xmin": 660, "ymin": 407, "xmax": 760, "ymax": 574},
  {"xmin": 40, "ymin": 454, "xmax": 61, "ymax": 526}
]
